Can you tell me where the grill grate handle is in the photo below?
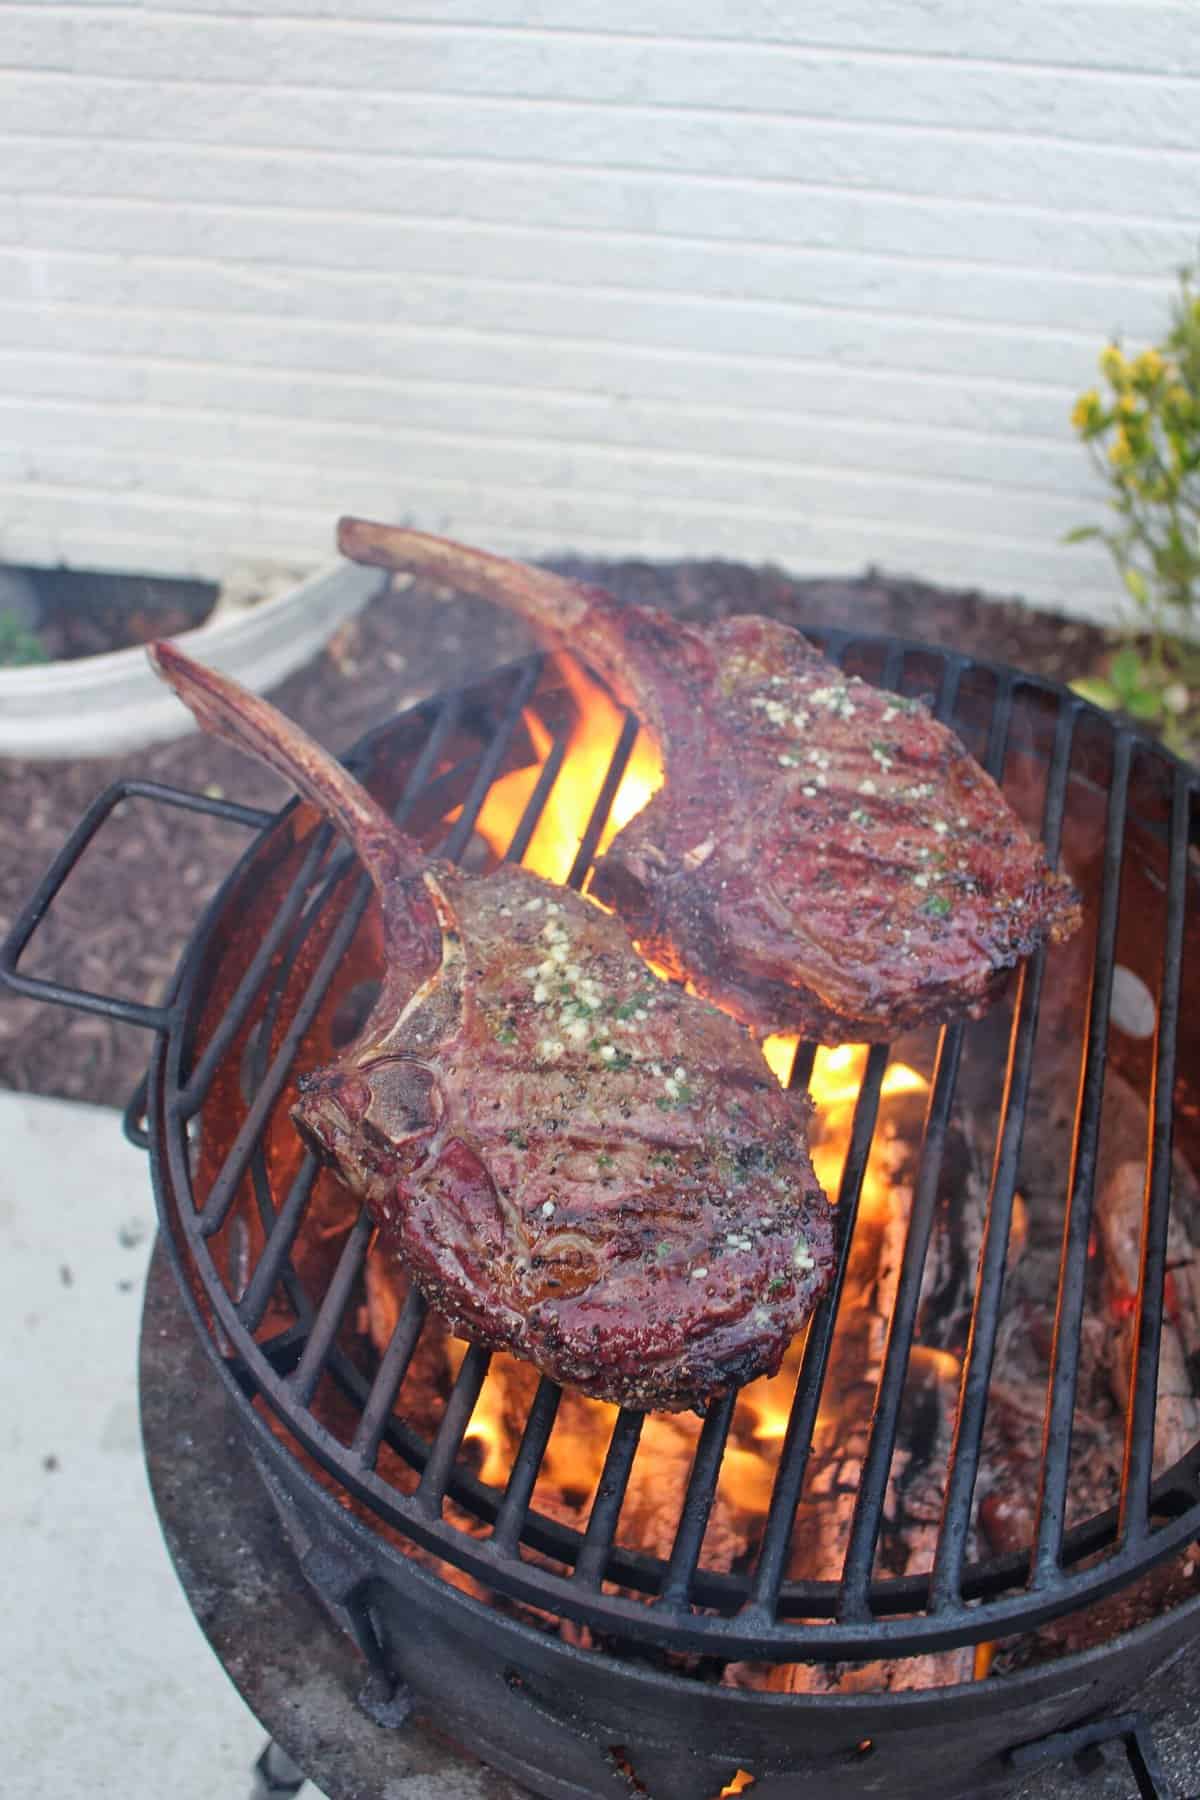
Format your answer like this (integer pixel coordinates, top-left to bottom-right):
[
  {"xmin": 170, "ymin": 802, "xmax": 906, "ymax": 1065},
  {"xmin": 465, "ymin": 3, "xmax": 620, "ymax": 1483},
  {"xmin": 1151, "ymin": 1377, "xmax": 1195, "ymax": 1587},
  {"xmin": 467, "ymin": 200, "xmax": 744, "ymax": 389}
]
[{"xmin": 0, "ymin": 776, "xmax": 272, "ymax": 1031}]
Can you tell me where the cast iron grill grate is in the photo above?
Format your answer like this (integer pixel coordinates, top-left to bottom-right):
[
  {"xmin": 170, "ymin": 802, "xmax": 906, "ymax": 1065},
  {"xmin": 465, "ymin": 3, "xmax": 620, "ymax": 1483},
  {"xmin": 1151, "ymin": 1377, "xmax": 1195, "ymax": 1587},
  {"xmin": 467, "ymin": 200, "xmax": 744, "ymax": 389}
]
[{"xmin": 6, "ymin": 631, "xmax": 1200, "ymax": 1668}]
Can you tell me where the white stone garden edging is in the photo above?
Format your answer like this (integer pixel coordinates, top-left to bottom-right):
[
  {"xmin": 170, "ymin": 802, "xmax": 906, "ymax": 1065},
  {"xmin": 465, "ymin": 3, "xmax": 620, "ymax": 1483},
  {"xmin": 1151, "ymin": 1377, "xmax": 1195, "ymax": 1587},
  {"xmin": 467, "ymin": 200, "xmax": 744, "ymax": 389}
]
[{"xmin": 0, "ymin": 561, "xmax": 384, "ymax": 759}]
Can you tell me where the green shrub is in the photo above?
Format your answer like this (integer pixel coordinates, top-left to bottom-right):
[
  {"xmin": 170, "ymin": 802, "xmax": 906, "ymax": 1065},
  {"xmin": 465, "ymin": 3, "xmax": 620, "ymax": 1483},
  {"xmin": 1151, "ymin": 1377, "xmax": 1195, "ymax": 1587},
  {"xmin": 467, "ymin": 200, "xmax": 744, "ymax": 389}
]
[
  {"xmin": 1068, "ymin": 266, "xmax": 1200, "ymax": 747},
  {"xmin": 0, "ymin": 609, "xmax": 48, "ymax": 667}
]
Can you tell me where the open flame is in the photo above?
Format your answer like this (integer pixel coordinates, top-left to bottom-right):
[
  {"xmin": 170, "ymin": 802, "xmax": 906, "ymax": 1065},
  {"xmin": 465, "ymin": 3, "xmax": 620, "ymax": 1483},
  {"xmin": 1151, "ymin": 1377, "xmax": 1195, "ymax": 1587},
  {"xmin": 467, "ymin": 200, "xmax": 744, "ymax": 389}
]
[{"xmin": 464, "ymin": 655, "xmax": 663, "ymax": 885}]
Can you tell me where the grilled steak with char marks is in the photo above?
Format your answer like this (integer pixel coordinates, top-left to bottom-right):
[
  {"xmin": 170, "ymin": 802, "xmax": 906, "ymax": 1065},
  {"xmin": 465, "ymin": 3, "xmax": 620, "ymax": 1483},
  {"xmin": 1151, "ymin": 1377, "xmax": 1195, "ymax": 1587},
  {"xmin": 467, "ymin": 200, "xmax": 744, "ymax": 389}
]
[
  {"xmin": 338, "ymin": 519, "xmax": 1082, "ymax": 1043},
  {"xmin": 148, "ymin": 639, "xmax": 833, "ymax": 1412}
]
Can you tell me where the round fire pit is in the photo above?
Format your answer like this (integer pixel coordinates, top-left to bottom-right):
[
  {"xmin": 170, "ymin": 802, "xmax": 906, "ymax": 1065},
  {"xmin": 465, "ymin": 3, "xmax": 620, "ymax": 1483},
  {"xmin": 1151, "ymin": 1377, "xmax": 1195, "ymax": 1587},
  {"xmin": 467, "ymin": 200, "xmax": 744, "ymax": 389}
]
[{"xmin": 7, "ymin": 630, "xmax": 1200, "ymax": 1800}]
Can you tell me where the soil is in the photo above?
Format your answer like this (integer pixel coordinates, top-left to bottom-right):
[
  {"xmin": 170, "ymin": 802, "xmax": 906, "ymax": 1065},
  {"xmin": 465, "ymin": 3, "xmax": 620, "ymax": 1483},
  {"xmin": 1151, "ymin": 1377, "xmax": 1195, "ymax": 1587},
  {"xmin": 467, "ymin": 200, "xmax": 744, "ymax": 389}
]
[
  {"xmin": 0, "ymin": 555, "xmax": 1126, "ymax": 1109},
  {"xmin": 6, "ymin": 565, "xmax": 219, "ymax": 662}
]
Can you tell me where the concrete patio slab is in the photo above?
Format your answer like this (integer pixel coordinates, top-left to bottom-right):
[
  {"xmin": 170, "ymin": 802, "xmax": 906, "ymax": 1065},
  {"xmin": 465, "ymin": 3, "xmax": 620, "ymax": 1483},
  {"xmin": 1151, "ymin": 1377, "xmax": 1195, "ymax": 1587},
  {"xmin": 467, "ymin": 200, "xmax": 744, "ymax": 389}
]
[{"xmin": 1, "ymin": 1090, "xmax": 288, "ymax": 1800}]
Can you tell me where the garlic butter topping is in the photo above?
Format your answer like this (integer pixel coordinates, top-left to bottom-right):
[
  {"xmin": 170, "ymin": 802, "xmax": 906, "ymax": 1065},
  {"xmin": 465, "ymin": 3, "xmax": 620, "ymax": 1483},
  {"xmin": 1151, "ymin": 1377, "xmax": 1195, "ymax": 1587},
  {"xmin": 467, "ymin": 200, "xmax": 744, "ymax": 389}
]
[{"xmin": 513, "ymin": 896, "xmax": 670, "ymax": 1074}]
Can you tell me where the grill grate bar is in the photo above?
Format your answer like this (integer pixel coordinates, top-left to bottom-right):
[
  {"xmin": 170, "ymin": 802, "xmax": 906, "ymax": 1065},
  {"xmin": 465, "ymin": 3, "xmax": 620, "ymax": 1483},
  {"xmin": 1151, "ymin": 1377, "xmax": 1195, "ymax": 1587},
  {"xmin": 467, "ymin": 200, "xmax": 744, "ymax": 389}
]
[
  {"xmin": 880, "ymin": 641, "xmax": 905, "ymax": 688},
  {"xmin": 289, "ymin": 1207, "xmax": 374, "ymax": 1406},
  {"xmin": 1033, "ymin": 730, "xmax": 1133, "ymax": 1584},
  {"xmin": 747, "ymin": 1043, "xmax": 891, "ymax": 1616},
  {"xmin": 567, "ymin": 709, "xmax": 640, "ymax": 890},
  {"xmin": 505, "ymin": 734, "xmax": 569, "ymax": 866},
  {"xmin": 658, "ymin": 1387, "xmax": 739, "ymax": 1610},
  {"xmin": 439, "ymin": 659, "xmax": 544, "ymax": 863},
  {"xmin": 491, "ymin": 1378, "xmax": 564, "ymax": 1557},
  {"xmin": 838, "ymin": 1022, "xmax": 967, "ymax": 1619},
  {"xmin": 574, "ymin": 1408, "xmax": 646, "ymax": 1588},
  {"xmin": 247, "ymin": 1143, "xmax": 317, "ymax": 1332},
  {"xmin": 352, "ymin": 1287, "xmax": 430, "ymax": 1469},
  {"xmin": 933, "ymin": 655, "xmax": 965, "ymax": 728},
  {"xmin": 179, "ymin": 824, "xmax": 336, "ymax": 1116},
  {"xmin": 195, "ymin": 867, "xmax": 372, "ymax": 1239},
  {"xmin": 930, "ymin": 697, "xmax": 1078, "ymax": 1607},
  {"xmin": 983, "ymin": 670, "xmax": 1015, "ymax": 776},
  {"xmin": 788, "ymin": 1040, "xmax": 817, "ymax": 1094},
  {"xmin": 1121, "ymin": 764, "xmax": 1192, "ymax": 1544},
  {"xmin": 237, "ymin": 1154, "xmax": 322, "ymax": 1332},
  {"xmin": 415, "ymin": 1343, "xmax": 493, "ymax": 1519}
]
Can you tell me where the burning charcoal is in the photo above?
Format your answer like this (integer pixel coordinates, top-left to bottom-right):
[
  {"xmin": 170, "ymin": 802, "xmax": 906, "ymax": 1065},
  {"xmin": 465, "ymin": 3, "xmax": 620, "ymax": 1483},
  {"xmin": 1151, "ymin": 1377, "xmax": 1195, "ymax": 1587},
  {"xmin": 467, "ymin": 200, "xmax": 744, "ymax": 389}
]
[
  {"xmin": 148, "ymin": 639, "xmax": 833, "ymax": 1414},
  {"xmin": 1095, "ymin": 1158, "xmax": 1200, "ymax": 1475},
  {"xmin": 338, "ymin": 517, "xmax": 1080, "ymax": 1044}
]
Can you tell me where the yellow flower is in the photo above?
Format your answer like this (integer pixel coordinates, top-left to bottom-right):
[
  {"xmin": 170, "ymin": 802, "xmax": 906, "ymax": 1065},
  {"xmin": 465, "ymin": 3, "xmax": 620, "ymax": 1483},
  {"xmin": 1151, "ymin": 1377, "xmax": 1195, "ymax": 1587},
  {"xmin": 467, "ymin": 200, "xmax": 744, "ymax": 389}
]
[
  {"xmin": 1117, "ymin": 392, "xmax": 1140, "ymax": 419},
  {"xmin": 1071, "ymin": 389, "xmax": 1102, "ymax": 432},
  {"xmin": 1132, "ymin": 347, "xmax": 1165, "ymax": 388},
  {"xmin": 1108, "ymin": 428, "xmax": 1134, "ymax": 467},
  {"xmin": 1099, "ymin": 344, "xmax": 1128, "ymax": 386},
  {"xmin": 1164, "ymin": 383, "xmax": 1192, "ymax": 424}
]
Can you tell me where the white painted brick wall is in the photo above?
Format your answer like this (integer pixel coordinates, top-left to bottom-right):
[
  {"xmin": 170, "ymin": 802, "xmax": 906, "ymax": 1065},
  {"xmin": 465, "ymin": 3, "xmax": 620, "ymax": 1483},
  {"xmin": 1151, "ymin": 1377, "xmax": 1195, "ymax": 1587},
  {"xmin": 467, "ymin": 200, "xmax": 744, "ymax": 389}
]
[{"xmin": 2, "ymin": 1, "xmax": 1198, "ymax": 621}]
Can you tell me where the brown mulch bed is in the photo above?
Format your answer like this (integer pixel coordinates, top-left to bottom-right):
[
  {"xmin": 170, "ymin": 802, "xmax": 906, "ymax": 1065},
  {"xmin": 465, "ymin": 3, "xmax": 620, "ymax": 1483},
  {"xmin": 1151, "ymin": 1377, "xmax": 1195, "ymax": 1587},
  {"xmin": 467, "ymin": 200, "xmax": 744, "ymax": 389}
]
[
  {"xmin": 21, "ymin": 566, "xmax": 219, "ymax": 661},
  {"xmin": 0, "ymin": 557, "xmax": 1113, "ymax": 1111}
]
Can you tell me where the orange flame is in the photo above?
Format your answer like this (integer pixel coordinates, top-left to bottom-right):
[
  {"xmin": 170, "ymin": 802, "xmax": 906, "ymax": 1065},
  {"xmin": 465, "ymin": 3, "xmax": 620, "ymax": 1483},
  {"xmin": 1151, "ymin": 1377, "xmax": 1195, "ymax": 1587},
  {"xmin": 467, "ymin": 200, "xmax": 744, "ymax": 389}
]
[
  {"xmin": 763, "ymin": 1037, "xmax": 928, "ymax": 1109},
  {"xmin": 442, "ymin": 1340, "xmax": 512, "ymax": 1486},
  {"xmin": 465, "ymin": 656, "xmax": 663, "ymax": 885},
  {"xmin": 728, "ymin": 1044, "xmax": 931, "ymax": 1462}
]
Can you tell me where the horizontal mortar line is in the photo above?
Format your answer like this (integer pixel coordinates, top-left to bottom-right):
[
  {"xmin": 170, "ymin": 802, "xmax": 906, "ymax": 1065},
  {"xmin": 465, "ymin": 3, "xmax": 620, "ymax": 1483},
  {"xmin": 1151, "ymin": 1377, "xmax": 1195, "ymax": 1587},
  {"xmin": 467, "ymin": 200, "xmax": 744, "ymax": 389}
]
[
  {"xmin": 0, "ymin": 471, "xmax": 1099, "ymax": 559},
  {"xmin": 0, "ymin": 261, "xmax": 1131, "ymax": 351},
  {"xmin": 0, "ymin": 399, "xmax": 1086, "ymax": 500},
  {"xmin": 0, "ymin": 347, "xmax": 1093, "ymax": 453},
  {"xmin": 0, "ymin": 183, "xmax": 1179, "ymax": 295},
  {"xmin": 0, "ymin": 300, "xmax": 1089, "ymax": 397},
  {"xmin": 5, "ymin": 2, "xmax": 1200, "ymax": 88},
  {"xmin": 0, "ymin": 302, "xmax": 1093, "ymax": 397},
  {"xmin": 4, "ymin": 0, "xmax": 1198, "ymax": 88},
  {"xmin": 5, "ymin": 71, "xmax": 1200, "ymax": 166},
  {"xmin": 0, "ymin": 375, "xmax": 1088, "ymax": 462},
  {"xmin": 2, "ymin": 121, "xmax": 1198, "ymax": 229},
  {"xmin": 7, "ymin": 423, "xmax": 1093, "ymax": 512}
]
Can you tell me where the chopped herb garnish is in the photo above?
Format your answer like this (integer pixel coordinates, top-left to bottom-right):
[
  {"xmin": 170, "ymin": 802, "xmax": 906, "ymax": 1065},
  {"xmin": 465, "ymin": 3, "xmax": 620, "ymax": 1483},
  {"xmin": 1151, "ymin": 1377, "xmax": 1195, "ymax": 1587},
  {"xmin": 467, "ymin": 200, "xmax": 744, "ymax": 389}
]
[
  {"xmin": 923, "ymin": 893, "xmax": 952, "ymax": 918},
  {"xmin": 504, "ymin": 1128, "xmax": 528, "ymax": 1148}
]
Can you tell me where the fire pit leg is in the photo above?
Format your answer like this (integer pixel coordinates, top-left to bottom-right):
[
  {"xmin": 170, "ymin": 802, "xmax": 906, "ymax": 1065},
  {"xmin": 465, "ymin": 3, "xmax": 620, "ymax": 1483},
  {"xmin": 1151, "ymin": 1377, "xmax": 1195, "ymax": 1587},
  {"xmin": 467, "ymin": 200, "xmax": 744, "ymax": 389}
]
[{"xmin": 250, "ymin": 1739, "xmax": 306, "ymax": 1797}]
